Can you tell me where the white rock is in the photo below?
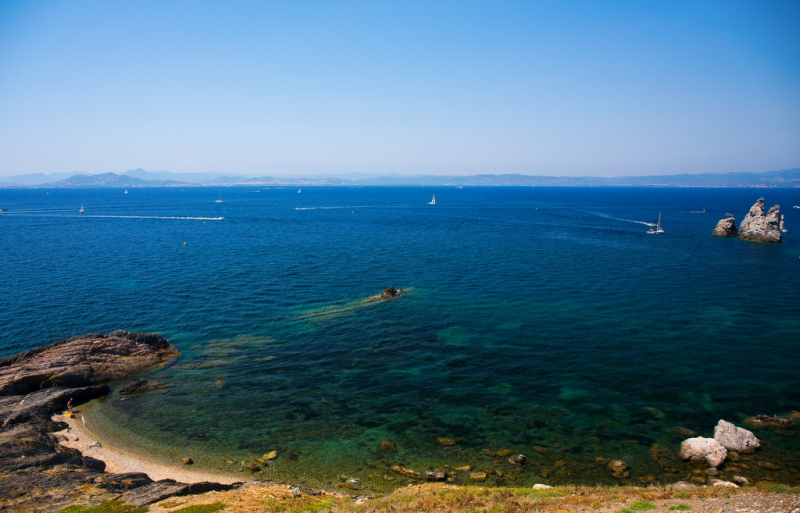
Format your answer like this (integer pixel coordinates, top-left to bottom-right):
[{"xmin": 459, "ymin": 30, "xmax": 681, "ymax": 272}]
[
  {"xmin": 678, "ymin": 437, "xmax": 728, "ymax": 468},
  {"xmin": 708, "ymin": 479, "xmax": 739, "ymax": 488},
  {"xmin": 733, "ymin": 476, "xmax": 751, "ymax": 486},
  {"xmin": 532, "ymin": 484, "xmax": 553, "ymax": 489},
  {"xmin": 714, "ymin": 419, "xmax": 760, "ymax": 453}
]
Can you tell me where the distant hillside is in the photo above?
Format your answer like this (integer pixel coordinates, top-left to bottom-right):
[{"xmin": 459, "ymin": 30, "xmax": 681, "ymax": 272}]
[
  {"xmin": 1, "ymin": 168, "xmax": 798, "ymax": 188},
  {"xmin": 46, "ymin": 173, "xmax": 190, "ymax": 187}
]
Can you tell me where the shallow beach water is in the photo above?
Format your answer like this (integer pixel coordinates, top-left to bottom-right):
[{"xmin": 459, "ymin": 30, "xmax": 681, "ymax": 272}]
[{"xmin": 1, "ymin": 186, "xmax": 799, "ymax": 492}]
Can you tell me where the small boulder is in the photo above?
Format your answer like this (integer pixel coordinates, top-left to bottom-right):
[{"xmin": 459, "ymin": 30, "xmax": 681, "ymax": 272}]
[
  {"xmin": 712, "ymin": 217, "xmax": 737, "ymax": 237},
  {"xmin": 607, "ymin": 460, "xmax": 628, "ymax": 473},
  {"xmin": 733, "ymin": 476, "xmax": 751, "ymax": 486},
  {"xmin": 507, "ymin": 454, "xmax": 526, "ymax": 465},
  {"xmin": 714, "ymin": 420, "xmax": 760, "ymax": 453},
  {"xmin": 532, "ymin": 484, "xmax": 553, "ymax": 489},
  {"xmin": 182, "ymin": 457, "xmax": 193, "ymax": 465},
  {"xmin": 82, "ymin": 456, "xmax": 106, "ymax": 471},
  {"xmin": 391, "ymin": 465, "xmax": 421, "ymax": 479},
  {"xmin": 425, "ymin": 469, "xmax": 446, "ymax": 481},
  {"xmin": 678, "ymin": 437, "xmax": 727, "ymax": 468},
  {"xmin": 380, "ymin": 440, "xmax": 396, "ymax": 453},
  {"xmin": 470, "ymin": 472, "xmax": 487, "ymax": 482}
]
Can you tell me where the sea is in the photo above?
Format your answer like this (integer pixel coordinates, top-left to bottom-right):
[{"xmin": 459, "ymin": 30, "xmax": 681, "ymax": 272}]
[{"xmin": 1, "ymin": 186, "xmax": 799, "ymax": 492}]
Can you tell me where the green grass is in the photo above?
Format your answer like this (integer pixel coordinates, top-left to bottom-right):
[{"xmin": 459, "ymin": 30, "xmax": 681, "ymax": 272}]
[
  {"xmin": 768, "ymin": 485, "xmax": 800, "ymax": 494},
  {"xmin": 170, "ymin": 503, "xmax": 228, "ymax": 513},
  {"xmin": 629, "ymin": 501, "xmax": 657, "ymax": 511},
  {"xmin": 669, "ymin": 505, "xmax": 692, "ymax": 511},
  {"xmin": 615, "ymin": 509, "xmax": 635, "ymax": 513},
  {"xmin": 673, "ymin": 492, "xmax": 689, "ymax": 499},
  {"xmin": 59, "ymin": 501, "xmax": 148, "ymax": 513}
]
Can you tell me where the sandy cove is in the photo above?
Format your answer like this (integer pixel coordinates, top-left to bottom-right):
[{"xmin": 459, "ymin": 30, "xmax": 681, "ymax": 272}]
[{"xmin": 53, "ymin": 412, "xmax": 241, "ymax": 485}]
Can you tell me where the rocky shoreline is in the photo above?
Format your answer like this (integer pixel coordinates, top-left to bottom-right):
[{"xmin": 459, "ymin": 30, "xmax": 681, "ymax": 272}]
[
  {"xmin": 0, "ymin": 331, "xmax": 241, "ymax": 511},
  {"xmin": 1, "ymin": 331, "xmax": 799, "ymax": 512}
]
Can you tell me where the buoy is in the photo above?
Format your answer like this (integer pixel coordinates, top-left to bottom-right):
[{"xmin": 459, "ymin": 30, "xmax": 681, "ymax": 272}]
[{"xmin": 183, "ymin": 242, "xmax": 186, "ymax": 246}]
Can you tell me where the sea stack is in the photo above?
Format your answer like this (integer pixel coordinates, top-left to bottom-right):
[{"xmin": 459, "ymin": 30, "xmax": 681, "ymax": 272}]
[
  {"xmin": 712, "ymin": 217, "xmax": 737, "ymax": 237},
  {"xmin": 738, "ymin": 198, "xmax": 782, "ymax": 243}
]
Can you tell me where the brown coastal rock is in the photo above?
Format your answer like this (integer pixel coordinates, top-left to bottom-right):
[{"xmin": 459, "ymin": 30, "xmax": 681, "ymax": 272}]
[
  {"xmin": 0, "ymin": 330, "xmax": 180, "ymax": 396},
  {"xmin": 712, "ymin": 217, "xmax": 737, "ymax": 236},
  {"xmin": 738, "ymin": 198, "xmax": 782, "ymax": 242}
]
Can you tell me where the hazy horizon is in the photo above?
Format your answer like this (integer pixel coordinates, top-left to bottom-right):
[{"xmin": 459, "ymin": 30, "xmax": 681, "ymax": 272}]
[{"xmin": 1, "ymin": 1, "xmax": 799, "ymax": 177}]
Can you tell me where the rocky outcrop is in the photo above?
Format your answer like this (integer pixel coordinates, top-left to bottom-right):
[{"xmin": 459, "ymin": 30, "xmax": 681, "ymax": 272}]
[
  {"xmin": 0, "ymin": 330, "xmax": 179, "ymax": 396},
  {"xmin": 0, "ymin": 332, "xmax": 241, "ymax": 511},
  {"xmin": 712, "ymin": 217, "xmax": 737, "ymax": 236},
  {"xmin": 714, "ymin": 420, "xmax": 760, "ymax": 453},
  {"xmin": 678, "ymin": 437, "xmax": 728, "ymax": 468},
  {"xmin": 738, "ymin": 198, "xmax": 782, "ymax": 242}
]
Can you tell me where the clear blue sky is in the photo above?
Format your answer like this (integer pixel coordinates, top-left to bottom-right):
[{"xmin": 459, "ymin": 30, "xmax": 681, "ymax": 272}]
[{"xmin": 1, "ymin": 1, "xmax": 798, "ymax": 177}]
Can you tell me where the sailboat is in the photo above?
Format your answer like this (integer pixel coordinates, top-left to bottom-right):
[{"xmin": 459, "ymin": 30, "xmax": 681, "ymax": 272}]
[
  {"xmin": 428, "ymin": 194, "xmax": 436, "ymax": 205},
  {"xmin": 215, "ymin": 192, "xmax": 223, "ymax": 203},
  {"xmin": 79, "ymin": 205, "xmax": 84, "ymax": 214},
  {"xmin": 298, "ymin": 188, "xmax": 302, "ymax": 193},
  {"xmin": 647, "ymin": 211, "xmax": 664, "ymax": 234},
  {"xmin": 124, "ymin": 189, "xmax": 128, "ymax": 194}
]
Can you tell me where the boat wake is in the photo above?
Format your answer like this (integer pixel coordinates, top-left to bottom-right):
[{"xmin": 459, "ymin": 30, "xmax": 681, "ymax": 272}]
[
  {"xmin": 83, "ymin": 215, "xmax": 224, "ymax": 220},
  {"xmin": 295, "ymin": 206, "xmax": 373, "ymax": 211},
  {"xmin": 589, "ymin": 212, "xmax": 656, "ymax": 227}
]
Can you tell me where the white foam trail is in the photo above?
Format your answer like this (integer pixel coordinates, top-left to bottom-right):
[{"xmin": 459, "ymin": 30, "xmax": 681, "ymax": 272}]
[
  {"xmin": 590, "ymin": 212, "xmax": 656, "ymax": 227},
  {"xmin": 295, "ymin": 206, "xmax": 372, "ymax": 211},
  {"xmin": 83, "ymin": 215, "xmax": 224, "ymax": 220}
]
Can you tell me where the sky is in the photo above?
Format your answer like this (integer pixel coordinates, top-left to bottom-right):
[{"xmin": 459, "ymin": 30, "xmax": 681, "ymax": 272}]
[{"xmin": 0, "ymin": 1, "xmax": 799, "ymax": 177}]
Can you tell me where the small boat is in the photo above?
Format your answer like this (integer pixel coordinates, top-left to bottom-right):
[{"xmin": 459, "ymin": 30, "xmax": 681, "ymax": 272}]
[
  {"xmin": 428, "ymin": 194, "xmax": 436, "ymax": 205},
  {"xmin": 647, "ymin": 211, "xmax": 664, "ymax": 234},
  {"xmin": 0, "ymin": 208, "xmax": 7, "ymax": 212},
  {"xmin": 124, "ymin": 189, "xmax": 128, "ymax": 194},
  {"xmin": 794, "ymin": 206, "xmax": 800, "ymax": 209},
  {"xmin": 79, "ymin": 205, "xmax": 84, "ymax": 214},
  {"xmin": 215, "ymin": 192, "xmax": 223, "ymax": 203},
  {"xmin": 298, "ymin": 188, "xmax": 302, "ymax": 193}
]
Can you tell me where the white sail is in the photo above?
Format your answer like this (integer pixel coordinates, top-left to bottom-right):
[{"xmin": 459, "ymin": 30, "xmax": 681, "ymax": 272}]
[{"xmin": 428, "ymin": 194, "xmax": 436, "ymax": 205}]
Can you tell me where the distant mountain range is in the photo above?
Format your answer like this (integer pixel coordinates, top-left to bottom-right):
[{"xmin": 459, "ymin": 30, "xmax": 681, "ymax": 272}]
[{"xmin": 1, "ymin": 168, "xmax": 799, "ymax": 188}]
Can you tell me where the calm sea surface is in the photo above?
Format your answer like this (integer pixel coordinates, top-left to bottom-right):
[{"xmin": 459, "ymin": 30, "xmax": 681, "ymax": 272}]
[{"xmin": 1, "ymin": 186, "xmax": 799, "ymax": 491}]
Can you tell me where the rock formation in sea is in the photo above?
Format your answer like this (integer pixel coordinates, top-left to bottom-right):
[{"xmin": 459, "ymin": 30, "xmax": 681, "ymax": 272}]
[
  {"xmin": 678, "ymin": 437, "xmax": 728, "ymax": 468},
  {"xmin": 713, "ymin": 419, "xmax": 760, "ymax": 453},
  {"xmin": 0, "ymin": 331, "xmax": 240, "ymax": 510},
  {"xmin": 738, "ymin": 198, "xmax": 782, "ymax": 242},
  {"xmin": 712, "ymin": 217, "xmax": 737, "ymax": 237}
]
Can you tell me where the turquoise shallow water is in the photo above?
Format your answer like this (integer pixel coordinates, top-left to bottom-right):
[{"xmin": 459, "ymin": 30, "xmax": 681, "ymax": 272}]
[{"xmin": 1, "ymin": 186, "xmax": 799, "ymax": 491}]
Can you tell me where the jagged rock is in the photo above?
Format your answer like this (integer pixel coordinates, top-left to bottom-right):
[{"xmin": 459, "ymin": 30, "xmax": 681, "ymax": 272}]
[
  {"xmin": 678, "ymin": 437, "xmax": 727, "ymax": 468},
  {"xmin": 380, "ymin": 287, "xmax": 399, "ymax": 298},
  {"xmin": 738, "ymin": 198, "xmax": 782, "ymax": 242},
  {"xmin": 1, "ymin": 385, "xmax": 110, "ymax": 427},
  {"xmin": 82, "ymin": 456, "xmax": 106, "ymax": 471},
  {"xmin": 712, "ymin": 217, "xmax": 737, "ymax": 236},
  {"xmin": 121, "ymin": 480, "xmax": 239, "ymax": 507},
  {"xmin": 119, "ymin": 379, "xmax": 171, "ymax": 394},
  {"xmin": 714, "ymin": 420, "xmax": 760, "ymax": 453},
  {"xmin": 733, "ymin": 476, "xmax": 751, "ymax": 486},
  {"xmin": 0, "ymin": 331, "xmax": 179, "ymax": 396}
]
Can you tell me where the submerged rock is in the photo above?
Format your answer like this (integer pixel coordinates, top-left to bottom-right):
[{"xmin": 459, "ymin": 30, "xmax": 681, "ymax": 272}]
[
  {"xmin": 744, "ymin": 415, "xmax": 795, "ymax": 429},
  {"xmin": 380, "ymin": 439, "xmax": 397, "ymax": 453},
  {"xmin": 391, "ymin": 465, "xmax": 421, "ymax": 479},
  {"xmin": 507, "ymin": 454, "xmax": 527, "ymax": 465},
  {"xmin": 738, "ymin": 198, "xmax": 782, "ymax": 242},
  {"xmin": 678, "ymin": 437, "xmax": 728, "ymax": 468},
  {"xmin": 712, "ymin": 217, "xmax": 738, "ymax": 237},
  {"xmin": 425, "ymin": 469, "xmax": 446, "ymax": 481},
  {"xmin": 713, "ymin": 419, "xmax": 760, "ymax": 453},
  {"xmin": 120, "ymin": 379, "xmax": 171, "ymax": 394}
]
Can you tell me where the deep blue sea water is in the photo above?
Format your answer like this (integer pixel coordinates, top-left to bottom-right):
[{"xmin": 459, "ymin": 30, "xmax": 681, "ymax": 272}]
[{"xmin": 1, "ymin": 186, "xmax": 799, "ymax": 491}]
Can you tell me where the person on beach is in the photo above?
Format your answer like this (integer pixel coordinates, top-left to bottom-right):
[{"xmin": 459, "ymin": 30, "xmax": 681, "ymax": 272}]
[{"xmin": 67, "ymin": 398, "xmax": 73, "ymax": 414}]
